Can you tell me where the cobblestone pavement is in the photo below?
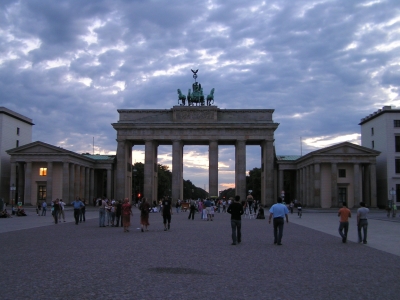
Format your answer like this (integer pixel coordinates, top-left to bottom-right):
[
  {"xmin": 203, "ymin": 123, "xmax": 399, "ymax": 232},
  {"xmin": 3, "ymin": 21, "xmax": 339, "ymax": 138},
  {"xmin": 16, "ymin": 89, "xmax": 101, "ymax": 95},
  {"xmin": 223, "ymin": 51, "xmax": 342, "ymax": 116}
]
[{"xmin": 0, "ymin": 207, "xmax": 399, "ymax": 300}]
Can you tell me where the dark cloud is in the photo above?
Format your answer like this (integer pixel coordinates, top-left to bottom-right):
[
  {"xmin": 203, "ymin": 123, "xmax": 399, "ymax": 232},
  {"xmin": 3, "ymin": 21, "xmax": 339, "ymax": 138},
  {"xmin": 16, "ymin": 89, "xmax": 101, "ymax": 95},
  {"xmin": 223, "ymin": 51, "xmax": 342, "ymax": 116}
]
[{"xmin": 1, "ymin": 0, "xmax": 399, "ymax": 189}]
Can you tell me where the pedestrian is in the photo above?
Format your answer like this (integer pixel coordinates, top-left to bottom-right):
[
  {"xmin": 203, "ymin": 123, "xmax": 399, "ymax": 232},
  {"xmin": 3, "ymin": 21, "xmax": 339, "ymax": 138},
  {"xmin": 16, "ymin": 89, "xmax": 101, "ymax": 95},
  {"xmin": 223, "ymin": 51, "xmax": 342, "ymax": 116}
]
[
  {"xmin": 227, "ymin": 195, "xmax": 244, "ymax": 245},
  {"xmin": 52, "ymin": 199, "xmax": 60, "ymax": 224},
  {"xmin": 72, "ymin": 198, "xmax": 84, "ymax": 225},
  {"xmin": 122, "ymin": 198, "xmax": 132, "ymax": 232},
  {"xmin": 115, "ymin": 200, "xmax": 122, "ymax": 227},
  {"xmin": 79, "ymin": 199, "xmax": 86, "ymax": 222},
  {"xmin": 162, "ymin": 197, "xmax": 172, "ymax": 231},
  {"xmin": 338, "ymin": 202, "xmax": 351, "ymax": 243},
  {"xmin": 98, "ymin": 197, "xmax": 106, "ymax": 227},
  {"xmin": 175, "ymin": 199, "xmax": 181, "ymax": 213},
  {"xmin": 140, "ymin": 197, "xmax": 150, "ymax": 232},
  {"xmin": 289, "ymin": 201, "xmax": 294, "ymax": 214},
  {"xmin": 59, "ymin": 199, "xmax": 66, "ymax": 222},
  {"xmin": 204, "ymin": 198, "xmax": 213, "ymax": 221},
  {"xmin": 36, "ymin": 202, "xmax": 41, "ymax": 216},
  {"xmin": 188, "ymin": 198, "xmax": 196, "ymax": 220},
  {"xmin": 41, "ymin": 201, "xmax": 47, "ymax": 216},
  {"xmin": 357, "ymin": 202, "xmax": 369, "ymax": 244},
  {"xmin": 268, "ymin": 197, "xmax": 289, "ymax": 245}
]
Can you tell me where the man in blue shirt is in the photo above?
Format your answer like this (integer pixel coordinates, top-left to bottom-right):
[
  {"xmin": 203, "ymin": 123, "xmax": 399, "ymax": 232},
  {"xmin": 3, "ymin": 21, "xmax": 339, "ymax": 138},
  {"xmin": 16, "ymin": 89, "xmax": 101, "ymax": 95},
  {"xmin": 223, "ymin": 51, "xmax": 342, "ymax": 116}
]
[
  {"xmin": 268, "ymin": 197, "xmax": 289, "ymax": 245},
  {"xmin": 72, "ymin": 197, "xmax": 84, "ymax": 225}
]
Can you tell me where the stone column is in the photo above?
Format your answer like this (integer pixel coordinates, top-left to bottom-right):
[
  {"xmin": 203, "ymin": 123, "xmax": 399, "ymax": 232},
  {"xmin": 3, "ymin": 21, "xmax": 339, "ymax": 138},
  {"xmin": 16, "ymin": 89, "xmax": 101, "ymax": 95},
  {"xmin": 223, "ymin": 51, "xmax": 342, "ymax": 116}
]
[
  {"xmin": 209, "ymin": 140, "xmax": 218, "ymax": 198},
  {"xmin": 69, "ymin": 163, "xmax": 75, "ymax": 204},
  {"xmin": 296, "ymin": 169, "xmax": 300, "ymax": 201},
  {"xmin": 17, "ymin": 162, "xmax": 25, "ymax": 203},
  {"xmin": 144, "ymin": 140, "xmax": 158, "ymax": 204},
  {"xmin": 80, "ymin": 166, "xmax": 85, "ymax": 198},
  {"xmin": 235, "ymin": 140, "xmax": 246, "ymax": 203},
  {"xmin": 74, "ymin": 164, "xmax": 80, "ymax": 199},
  {"xmin": 261, "ymin": 140, "xmax": 275, "ymax": 206},
  {"xmin": 85, "ymin": 167, "xmax": 90, "ymax": 201},
  {"xmin": 304, "ymin": 166, "xmax": 309, "ymax": 206},
  {"xmin": 62, "ymin": 162, "xmax": 69, "ymax": 203},
  {"xmin": 314, "ymin": 163, "xmax": 321, "ymax": 207},
  {"xmin": 370, "ymin": 163, "xmax": 377, "ymax": 207},
  {"xmin": 90, "ymin": 168, "xmax": 95, "ymax": 203},
  {"xmin": 353, "ymin": 163, "xmax": 361, "ymax": 207},
  {"xmin": 10, "ymin": 162, "xmax": 17, "ymax": 204},
  {"xmin": 278, "ymin": 169, "xmax": 284, "ymax": 199},
  {"xmin": 106, "ymin": 168, "xmax": 112, "ymax": 199},
  {"xmin": 331, "ymin": 163, "xmax": 337, "ymax": 207},
  {"xmin": 172, "ymin": 140, "xmax": 183, "ymax": 202},
  {"xmin": 24, "ymin": 162, "xmax": 32, "ymax": 205},
  {"xmin": 363, "ymin": 164, "xmax": 371, "ymax": 206},
  {"xmin": 116, "ymin": 140, "xmax": 133, "ymax": 201},
  {"xmin": 46, "ymin": 162, "xmax": 53, "ymax": 204}
]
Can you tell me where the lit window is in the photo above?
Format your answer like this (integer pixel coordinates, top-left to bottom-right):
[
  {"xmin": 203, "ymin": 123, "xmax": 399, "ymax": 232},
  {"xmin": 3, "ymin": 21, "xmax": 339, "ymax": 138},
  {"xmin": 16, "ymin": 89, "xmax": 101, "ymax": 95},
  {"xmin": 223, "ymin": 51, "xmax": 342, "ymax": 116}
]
[
  {"xmin": 338, "ymin": 169, "xmax": 346, "ymax": 178},
  {"xmin": 39, "ymin": 168, "xmax": 47, "ymax": 176}
]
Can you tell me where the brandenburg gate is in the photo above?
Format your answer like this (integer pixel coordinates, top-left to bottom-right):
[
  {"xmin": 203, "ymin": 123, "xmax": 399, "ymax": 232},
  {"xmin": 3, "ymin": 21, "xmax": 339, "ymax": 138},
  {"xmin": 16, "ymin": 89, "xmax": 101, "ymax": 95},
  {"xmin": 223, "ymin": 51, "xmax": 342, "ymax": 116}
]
[{"xmin": 112, "ymin": 71, "xmax": 279, "ymax": 205}]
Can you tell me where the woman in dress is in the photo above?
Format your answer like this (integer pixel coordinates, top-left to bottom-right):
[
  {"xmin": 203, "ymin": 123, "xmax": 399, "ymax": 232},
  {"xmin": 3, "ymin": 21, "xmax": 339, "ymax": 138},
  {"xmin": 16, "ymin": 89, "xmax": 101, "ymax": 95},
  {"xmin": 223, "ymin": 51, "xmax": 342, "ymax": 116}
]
[
  {"xmin": 139, "ymin": 197, "xmax": 150, "ymax": 232},
  {"xmin": 122, "ymin": 198, "xmax": 132, "ymax": 232}
]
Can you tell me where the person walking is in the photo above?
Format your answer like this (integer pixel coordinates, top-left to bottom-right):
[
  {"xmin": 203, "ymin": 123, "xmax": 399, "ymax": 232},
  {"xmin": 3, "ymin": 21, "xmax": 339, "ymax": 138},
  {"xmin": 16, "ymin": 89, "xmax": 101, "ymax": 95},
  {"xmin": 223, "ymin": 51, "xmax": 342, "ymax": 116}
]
[
  {"xmin": 268, "ymin": 197, "xmax": 289, "ymax": 245},
  {"xmin": 122, "ymin": 198, "xmax": 133, "ymax": 232},
  {"xmin": 58, "ymin": 199, "xmax": 66, "ymax": 222},
  {"xmin": 52, "ymin": 199, "xmax": 60, "ymax": 224},
  {"xmin": 79, "ymin": 199, "xmax": 86, "ymax": 223},
  {"xmin": 41, "ymin": 201, "xmax": 47, "ymax": 216},
  {"xmin": 139, "ymin": 197, "xmax": 150, "ymax": 232},
  {"xmin": 227, "ymin": 195, "xmax": 244, "ymax": 245},
  {"xmin": 357, "ymin": 202, "xmax": 369, "ymax": 244},
  {"xmin": 115, "ymin": 200, "xmax": 122, "ymax": 227},
  {"xmin": 338, "ymin": 202, "xmax": 351, "ymax": 243},
  {"xmin": 72, "ymin": 198, "xmax": 84, "ymax": 225},
  {"xmin": 162, "ymin": 197, "xmax": 172, "ymax": 231},
  {"xmin": 188, "ymin": 198, "xmax": 196, "ymax": 220},
  {"xmin": 98, "ymin": 198, "xmax": 106, "ymax": 227}
]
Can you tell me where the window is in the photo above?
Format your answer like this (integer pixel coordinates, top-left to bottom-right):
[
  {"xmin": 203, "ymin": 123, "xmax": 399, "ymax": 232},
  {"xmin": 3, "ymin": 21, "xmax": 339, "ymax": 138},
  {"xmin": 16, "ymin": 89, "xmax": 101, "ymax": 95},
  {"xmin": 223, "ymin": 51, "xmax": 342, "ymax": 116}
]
[
  {"xmin": 395, "ymin": 159, "xmax": 400, "ymax": 174},
  {"xmin": 17, "ymin": 127, "xmax": 20, "ymax": 135},
  {"xmin": 338, "ymin": 187, "xmax": 347, "ymax": 203},
  {"xmin": 38, "ymin": 186, "xmax": 46, "ymax": 200},
  {"xmin": 372, "ymin": 141, "xmax": 375, "ymax": 149},
  {"xmin": 394, "ymin": 120, "xmax": 400, "ymax": 127},
  {"xmin": 338, "ymin": 169, "xmax": 346, "ymax": 178},
  {"xmin": 396, "ymin": 136, "xmax": 400, "ymax": 152},
  {"xmin": 39, "ymin": 168, "xmax": 47, "ymax": 176},
  {"xmin": 16, "ymin": 140, "xmax": 19, "ymax": 147},
  {"xmin": 397, "ymin": 184, "xmax": 400, "ymax": 203},
  {"xmin": 371, "ymin": 127, "xmax": 374, "ymax": 135},
  {"xmin": 396, "ymin": 159, "xmax": 400, "ymax": 174}
]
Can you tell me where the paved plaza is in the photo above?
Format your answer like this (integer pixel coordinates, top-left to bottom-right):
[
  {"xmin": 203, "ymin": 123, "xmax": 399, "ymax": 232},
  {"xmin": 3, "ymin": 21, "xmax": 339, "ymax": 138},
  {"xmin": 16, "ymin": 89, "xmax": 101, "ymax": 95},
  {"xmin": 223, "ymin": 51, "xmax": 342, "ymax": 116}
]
[{"xmin": 1, "ymin": 206, "xmax": 400, "ymax": 299}]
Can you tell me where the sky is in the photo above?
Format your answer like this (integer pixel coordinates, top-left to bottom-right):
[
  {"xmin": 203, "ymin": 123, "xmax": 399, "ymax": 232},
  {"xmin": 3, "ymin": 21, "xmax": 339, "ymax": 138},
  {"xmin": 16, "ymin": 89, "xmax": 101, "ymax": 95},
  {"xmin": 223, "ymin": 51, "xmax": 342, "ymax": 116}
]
[{"xmin": 1, "ymin": 0, "xmax": 399, "ymax": 192}]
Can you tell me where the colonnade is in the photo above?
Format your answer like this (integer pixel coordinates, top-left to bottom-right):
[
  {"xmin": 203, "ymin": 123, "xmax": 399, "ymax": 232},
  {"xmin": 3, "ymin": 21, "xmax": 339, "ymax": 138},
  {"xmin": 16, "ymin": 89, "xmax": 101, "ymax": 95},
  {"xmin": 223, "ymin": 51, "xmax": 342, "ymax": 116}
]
[
  {"xmin": 115, "ymin": 139, "xmax": 276, "ymax": 206},
  {"xmin": 9, "ymin": 160, "xmax": 112, "ymax": 205}
]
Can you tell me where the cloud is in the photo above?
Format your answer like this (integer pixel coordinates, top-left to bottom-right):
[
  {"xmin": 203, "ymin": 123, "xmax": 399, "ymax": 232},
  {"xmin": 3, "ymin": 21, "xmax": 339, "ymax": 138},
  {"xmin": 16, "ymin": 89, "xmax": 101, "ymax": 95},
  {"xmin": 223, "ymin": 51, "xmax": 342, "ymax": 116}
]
[{"xmin": 1, "ymin": 0, "xmax": 399, "ymax": 191}]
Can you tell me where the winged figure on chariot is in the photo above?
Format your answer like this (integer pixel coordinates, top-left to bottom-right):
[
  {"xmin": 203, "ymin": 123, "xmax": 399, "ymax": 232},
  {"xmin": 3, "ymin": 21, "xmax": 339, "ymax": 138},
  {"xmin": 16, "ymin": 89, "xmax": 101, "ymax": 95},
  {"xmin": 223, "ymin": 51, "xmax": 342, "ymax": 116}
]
[{"xmin": 177, "ymin": 70, "xmax": 215, "ymax": 106}]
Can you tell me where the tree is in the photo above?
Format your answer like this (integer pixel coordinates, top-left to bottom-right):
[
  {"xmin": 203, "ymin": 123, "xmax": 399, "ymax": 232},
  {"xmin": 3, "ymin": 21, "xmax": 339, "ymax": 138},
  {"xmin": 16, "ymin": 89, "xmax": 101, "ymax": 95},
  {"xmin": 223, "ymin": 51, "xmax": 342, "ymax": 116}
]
[{"xmin": 247, "ymin": 167, "xmax": 261, "ymax": 200}]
